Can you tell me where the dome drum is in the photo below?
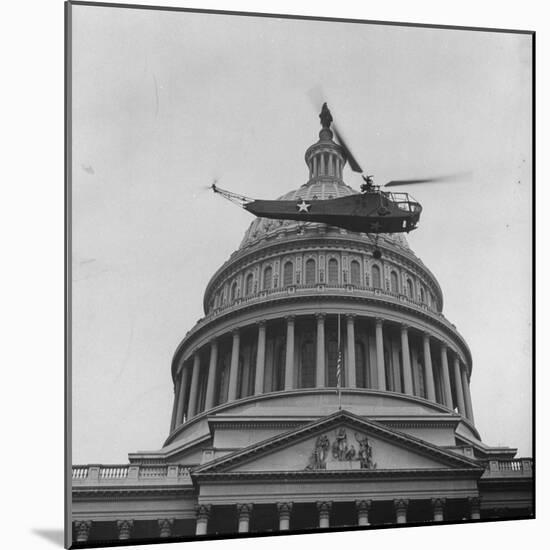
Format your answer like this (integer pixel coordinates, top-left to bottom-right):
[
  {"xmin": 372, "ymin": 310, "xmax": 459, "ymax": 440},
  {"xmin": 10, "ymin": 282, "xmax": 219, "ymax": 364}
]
[{"xmin": 204, "ymin": 234, "xmax": 444, "ymax": 316}]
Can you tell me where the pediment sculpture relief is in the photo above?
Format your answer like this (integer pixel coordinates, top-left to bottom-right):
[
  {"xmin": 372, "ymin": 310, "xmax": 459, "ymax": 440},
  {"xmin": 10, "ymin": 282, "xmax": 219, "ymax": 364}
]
[{"xmin": 306, "ymin": 428, "xmax": 376, "ymax": 471}]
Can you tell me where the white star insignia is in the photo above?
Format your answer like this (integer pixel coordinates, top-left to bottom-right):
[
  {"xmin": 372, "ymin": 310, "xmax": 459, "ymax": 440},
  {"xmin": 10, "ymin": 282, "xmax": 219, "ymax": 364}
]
[
  {"xmin": 370, "ymin": 221, "xmax": 382, "ymax": 232},
  {"xmin": 297, "ymin": 200, "xmax": 311, "ymax": 213}
]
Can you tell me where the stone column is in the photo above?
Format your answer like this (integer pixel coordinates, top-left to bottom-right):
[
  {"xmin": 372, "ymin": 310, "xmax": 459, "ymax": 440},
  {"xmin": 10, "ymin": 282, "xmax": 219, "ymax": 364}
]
[
  {"xmin": 401, "ymin": 326, "xmax": 413, "ymax": 395},
  {"xmin": 277, "ymin": 502, "xmax": 293, "ymax": 531},
  {"xmin": 75, "ymin": 521, "xmax": 92, "ymax": 543},
  {"xmin": 375, "ymin": 318, "xmax": 386, "ymax": 390},
  {"xmin": 422, "ymin": 333, "xmax": 436, "ymax": 402},
  {"xmin": 204, "ymin": 340, "xmax": 218, "ymax": 411},
  {"xmin": 254, "ymin": 321, "xmax": 267, "ymax": 395},
  {"xmin": 117, "ymin": 520, "xmax": 134, "ymax": 540},
  {"xmin": 346, "ymin": 315, "xmax": 356, "ymax": 388},
  {"xmin": 394, "ymin": 499, "xmax": 408, "ymax": 524},
  {"xmin": 440, "ymin": 344, "xmax": 453, "ymax": 409},
  {"xmin": 452, "ymin": 355, "xmax": 466, "ymax": 416},
  {"xmin": 195, "ymin": 504, "xmax": 211, "ymax": 535},
  {"xmin": 461, "ymin": 367, "xmax": 475, "ymax": 423},
  {"xmin": 158, "ymin": 518, "xmax": 174, "ymax": 538},
  {"xmin": 356, "ymin": 500, "xmax": 372, "ymax": 526},
  {"xmin": 317, "ymin": 501, "xmax": 332, "ymax": 528},
  {"xmin": 468, "ymin": 497, "xmax": 481, "ymax": 520},
  {"xmin": 175, "ymin": 365, "xmax": 190, "ymax": 425},
  {"xmin": 237, "ymin": 503, "xmax": 253, "ymax": 533},
  {"xmin": 169, "ymin": 380, "xmax": 181, "ymax": 432},
  {"xmin": 431, "ymin": 498, "xmax": 446, "ymax": 522},
  {"xmin": 227, "ymin": 329, "xmax": 241, "ymax": 402},
  {"xmin": 316, "ymin": 314, "xmax": 326, "ymax": 387},
  {"xmin": 284, "ymin": 316, "xmax": 295, "ymax": 390},
  {"xmin": 187, "ymin": 353, "xmax": 201, "ymax": 418}
]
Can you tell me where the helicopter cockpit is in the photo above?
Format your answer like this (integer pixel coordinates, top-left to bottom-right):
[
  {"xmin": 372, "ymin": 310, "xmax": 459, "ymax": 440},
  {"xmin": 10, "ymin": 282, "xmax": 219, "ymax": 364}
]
[{"xmin": 386, "ymin": 191, "xmax": 422, "ymax": 213}]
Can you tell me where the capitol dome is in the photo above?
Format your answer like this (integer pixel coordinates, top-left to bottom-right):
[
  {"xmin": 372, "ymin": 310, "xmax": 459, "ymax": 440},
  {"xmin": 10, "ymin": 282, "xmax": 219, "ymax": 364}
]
[{"xmin": 166, "ymin": 106, "xmax": 477, "ymax": 450}]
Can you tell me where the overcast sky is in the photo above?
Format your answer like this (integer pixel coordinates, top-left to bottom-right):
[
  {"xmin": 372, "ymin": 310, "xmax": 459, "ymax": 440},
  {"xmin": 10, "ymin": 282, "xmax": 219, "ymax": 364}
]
[{"xmin": 71, "ymin": 4, "xmax": 532, "ymax": 464}]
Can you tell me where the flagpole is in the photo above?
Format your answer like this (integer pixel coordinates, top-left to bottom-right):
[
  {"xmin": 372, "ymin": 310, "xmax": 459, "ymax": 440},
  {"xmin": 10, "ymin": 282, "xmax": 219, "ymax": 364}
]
[{"xmin": 337, "ymin": 313, "xmax": 342, "ymax": 410}]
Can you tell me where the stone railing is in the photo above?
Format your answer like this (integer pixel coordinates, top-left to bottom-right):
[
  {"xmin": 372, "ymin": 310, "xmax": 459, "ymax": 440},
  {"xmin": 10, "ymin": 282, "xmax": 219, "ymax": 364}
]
[
  {"xmin": 203, "ymin": 285, "xmax": 447, "ymax": 329},
  {"xmin": 72, "ymin": 464, "xmax": 192, "ymax": 485},
  {"xmin": 483, "ymin": 458, "xmax": 533, "ymax": 478},
  {"xmin": 208, "ymin": 283, "xmax": 438, "ymax": 319},
  {"xmin": 72, "ymin": 466, "xmax": 89, "ymax": 479},
  {"xmin": 100, "ymin": 466, "xmax": 129, "ymax": 479}
]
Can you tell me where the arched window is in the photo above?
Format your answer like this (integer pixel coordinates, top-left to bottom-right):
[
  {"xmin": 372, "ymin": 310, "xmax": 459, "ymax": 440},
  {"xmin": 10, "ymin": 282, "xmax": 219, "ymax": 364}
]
[
  {"xmin": 300, "ymin": 339, "xmax": 315, "ymax": 388},
  {"xmin": 420, "ymin": 286, "xmax": 425, "ymax": 303},
  {"xmin": 328, "ymin": 258, "xmax": 339, "ymax": 284},
  {"xmin": 230, "ymin": 281, "xmax": 238, "ymax": 301},
  {"xmin": 350, "ymin": 260, "xmax": 360, "ymax": 286},
  {"xmin": 372, "ymin": 265, "xmax": 381, "ymax": 289},
  {"xmin": 245, "ymin": 273, "xmax": 253, "ymax": 296},
  {"xmin": 390, "ymin": 271, "xmax": 399, "ymax": 293},
  {"xmin": 283, "ymin": 261, "xmax": 294, "ymax": 287},
  {"xmin": 406, "ymin": 278, "xmax": 413, "ymax": 298},
  {"xmin": 263, "ymin": 266, "xmax": 272, "ymax": 290},
  {"xmin": 305, "ymin": 258, "xmax": 316, "ymax": 285}
]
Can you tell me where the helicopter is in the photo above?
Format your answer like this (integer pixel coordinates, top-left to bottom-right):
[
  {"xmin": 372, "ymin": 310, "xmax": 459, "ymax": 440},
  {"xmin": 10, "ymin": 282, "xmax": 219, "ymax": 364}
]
[
  {"xmin": 211, "ymin": 103, "xmax": 463, "ymax": 258},
  {"xmin": 211, "ymin": 178, "xmax": 422, "ymax": 235}
]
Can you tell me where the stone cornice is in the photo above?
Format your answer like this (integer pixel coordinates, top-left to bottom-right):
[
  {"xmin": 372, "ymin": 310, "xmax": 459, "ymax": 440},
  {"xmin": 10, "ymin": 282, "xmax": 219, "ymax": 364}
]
[
  {"xmin": 194, "ymin": 467, "xmax": 482, "ymax": 483},
  {"xmin": 72, "ymin": 486, "xmax": 196, "ymax": 499},
  {"xmin": 133, "ymin": 432, "xmax": 212, "ymax": 462},
  {"xmin": 208, "ymin": 419, "xmax": 307, "ymax": 431}
]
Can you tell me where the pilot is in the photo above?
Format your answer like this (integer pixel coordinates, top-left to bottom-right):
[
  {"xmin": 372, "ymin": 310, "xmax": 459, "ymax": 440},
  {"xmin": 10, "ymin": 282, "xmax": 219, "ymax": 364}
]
[{"xmin": 360, "ymin": 175, "xmax": 374, "ymax": 193}]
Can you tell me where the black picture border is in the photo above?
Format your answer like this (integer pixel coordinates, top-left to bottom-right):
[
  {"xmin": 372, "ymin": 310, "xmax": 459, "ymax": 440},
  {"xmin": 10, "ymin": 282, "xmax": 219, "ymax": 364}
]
[{"xmin": 64, "ymin": 2, "xmax": 535, "ymax": 548}]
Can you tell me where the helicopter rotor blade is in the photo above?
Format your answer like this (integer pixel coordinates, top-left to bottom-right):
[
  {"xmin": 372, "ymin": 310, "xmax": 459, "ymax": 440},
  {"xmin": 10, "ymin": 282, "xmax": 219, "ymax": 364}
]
[
  {"xmin": 306, "ymin": 90, "xmax": 365, "ymax": 174},
  {"xmin": 332, "ymin": 124, "xmax": 363, "ymax": 173},
  {"xmin": 384, "ymin": 171, "xmax": 472, "ymax": 187}
]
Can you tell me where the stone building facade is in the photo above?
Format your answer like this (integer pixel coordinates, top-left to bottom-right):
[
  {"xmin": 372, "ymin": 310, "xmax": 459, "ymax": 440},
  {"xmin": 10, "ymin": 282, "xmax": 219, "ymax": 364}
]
[{"xmin": 71, "ymin": 111, "xmax": 533, "ymax": 546}]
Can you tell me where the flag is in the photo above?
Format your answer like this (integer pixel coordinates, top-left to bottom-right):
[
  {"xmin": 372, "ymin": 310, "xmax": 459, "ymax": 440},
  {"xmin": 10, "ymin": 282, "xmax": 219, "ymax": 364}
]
[{"xmin": 336, "ymin": 346, "xmax": 342, "ymax": 389}]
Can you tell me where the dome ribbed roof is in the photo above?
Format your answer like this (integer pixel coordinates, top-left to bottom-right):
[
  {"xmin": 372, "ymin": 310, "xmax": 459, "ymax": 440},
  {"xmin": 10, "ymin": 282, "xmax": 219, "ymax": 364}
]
[{"xmin": 239, "ymin": 179, "xmax": 410, "ymax": 250}]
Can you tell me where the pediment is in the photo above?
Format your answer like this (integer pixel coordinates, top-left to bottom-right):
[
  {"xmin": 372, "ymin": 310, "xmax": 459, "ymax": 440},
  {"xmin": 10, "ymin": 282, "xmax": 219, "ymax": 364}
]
[{"xmin": 194, "ymin": 410, "xmax": 481, "ymax": 475}]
